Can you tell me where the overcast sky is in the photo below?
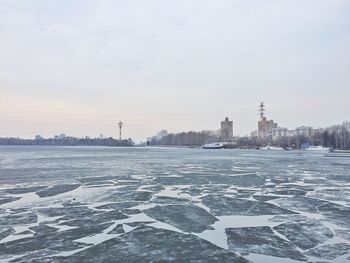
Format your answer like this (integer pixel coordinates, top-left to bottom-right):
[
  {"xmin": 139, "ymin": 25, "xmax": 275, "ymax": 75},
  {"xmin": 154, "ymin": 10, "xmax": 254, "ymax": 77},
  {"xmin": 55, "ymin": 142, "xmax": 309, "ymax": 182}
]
[{"xmin": 0, "ymin": 0, "xmax": 349, "ymax": 142}]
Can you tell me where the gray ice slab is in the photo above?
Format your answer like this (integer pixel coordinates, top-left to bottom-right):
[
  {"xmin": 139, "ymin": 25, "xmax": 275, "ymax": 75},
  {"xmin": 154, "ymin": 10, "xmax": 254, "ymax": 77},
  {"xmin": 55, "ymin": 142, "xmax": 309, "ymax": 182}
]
[
  {"xmin": 335, "ymin": 229, "xmax": 350, "ymax": 241},
  {"xmin": 37, "ymin": 205, "xmax": 100, "ymax": 219},
  {"xmin": 268, "ymin": 214, "xmax": 308, "ymax": 223},
  {"xmin": 226, "ymin": 226, "xmax": 307, "ymax": 261},
  {"xmin": 101, "ymin": 191, "xmax": 153, "ymax": 202},
  {"xmin": 44, "ymin": 226, "xmax": 248, "ymax": 263},
  {"xmin": 273, "ymin": 189, "xmax": 307, "ymax": 195},
  {"xmin": 202, "ymin": 195, "xmax": 296, "ymax": 216},
  {"xmin": 144, "ymin": 204, "xmax": 218, "ymax": 233},
  {"xmin": 59, "ymin": 210, "xmax": 128, "ymax": 227},
  {"xmin": 155, "ymin": 173, "xmax": 265, "ymax": 188},
  {"xmin": 273, "ymin": 219, "xmax": 334, "ymax": 249},
  {"xmin": 273, "ymin": 196, "xmax": 329, "ymax": 213},
  {"xmin": 0, "ymin": 222, "xmax": 112, "ymax": 258},
  {"xmin": 29, "ymin": 225, "xmax": 58, "ymax": 236},
  {"xmin": 0, "ymin": 212, "xmax": 37, "ymax": 226},
  {"xmin": 94, "ymin": 201, "xmax": 139, "ymax": 210},
  {"xmin": 151, "ymin": 196, "xmax": 191, "ymax": 204},
  {"xmin": 4, "ymin": 186, "xmax": 47, "ymax": 194},
  {"xmin": 317, "ymin": 202, "xmax": 350, "ymax": 228},
  {"xmin": 0, "ymin": 228, "xmax": 15, "ymax": 241},
  {"xmin": 305, "ymin": 243, "xmax": 350, "ymax": 260},
  {"xmin": 36, "ymin": 184, "xmax": 81, "ymax": 198},
  {"xmin": 0, "ymin": 196, "xmax": 21, "ymax": 205},
  {"xmin": 252, "ymin": 195, "xmax": 282, "ymax": 202}
]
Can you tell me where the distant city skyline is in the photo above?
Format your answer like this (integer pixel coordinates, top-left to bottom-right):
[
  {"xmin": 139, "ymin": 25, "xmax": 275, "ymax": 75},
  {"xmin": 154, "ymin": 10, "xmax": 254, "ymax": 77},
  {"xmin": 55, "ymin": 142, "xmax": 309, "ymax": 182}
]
[{"xmin": 1, "ymin": 1, "xmax": 349, "ymax": 142}]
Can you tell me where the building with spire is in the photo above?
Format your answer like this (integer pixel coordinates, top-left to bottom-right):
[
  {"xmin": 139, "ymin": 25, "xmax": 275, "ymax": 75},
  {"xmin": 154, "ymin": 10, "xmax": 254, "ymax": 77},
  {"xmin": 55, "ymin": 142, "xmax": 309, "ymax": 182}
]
[{"xmin": 257, "ymin": 102, "xmax": 278, "ymax": 139}]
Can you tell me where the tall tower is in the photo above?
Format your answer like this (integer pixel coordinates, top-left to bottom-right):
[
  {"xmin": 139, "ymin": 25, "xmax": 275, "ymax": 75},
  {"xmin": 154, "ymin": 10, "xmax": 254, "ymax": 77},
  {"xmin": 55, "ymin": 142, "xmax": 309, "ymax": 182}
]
[
  {"xmin": 220, "ymin": 117, "xmax": 233, "ymax": 141},
  {"xmin": 118, "ymin": 121, "xmax": 123, "ymax": 141},
  {"xmin": 257, "ymin": 102, "xmax": 277, "ymax": 139},
  {"xmin": 259, "ymin": 102, "xmax": 265, "ymax": 120}
]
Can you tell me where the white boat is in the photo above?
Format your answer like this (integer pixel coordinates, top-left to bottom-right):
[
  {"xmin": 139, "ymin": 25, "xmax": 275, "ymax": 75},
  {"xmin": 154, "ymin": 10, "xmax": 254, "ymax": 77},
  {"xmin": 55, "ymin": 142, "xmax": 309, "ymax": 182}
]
[
  {"xmin": 260, "ymin": 145, "xmax": 284, "ymax": 150},
  {"xmin": 304, "ymin": 146, "xmax": 330, "ymax": 152},
  {"xmin": 202, "ymin": 142, "xmax": 224, "ymax": 149}
]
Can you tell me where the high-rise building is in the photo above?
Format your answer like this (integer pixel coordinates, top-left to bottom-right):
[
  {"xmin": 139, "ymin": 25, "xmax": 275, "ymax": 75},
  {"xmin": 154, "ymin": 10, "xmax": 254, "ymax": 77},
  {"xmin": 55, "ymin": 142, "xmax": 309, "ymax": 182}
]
[
  {"xmin": 220, "ymin": 117, "xmax": 233, "ymax": 140},
  {"xmin": 258, "ymin": 102, "xmax": 277, "ymax": 139}
]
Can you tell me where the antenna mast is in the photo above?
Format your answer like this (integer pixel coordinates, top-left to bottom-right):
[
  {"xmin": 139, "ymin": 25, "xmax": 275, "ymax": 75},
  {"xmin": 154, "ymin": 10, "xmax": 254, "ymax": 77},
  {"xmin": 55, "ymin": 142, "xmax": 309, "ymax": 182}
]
[
  {"xmin": 118, "ymin": 121, "xmax": 123, "ymax": 141},
  {"xmin": 259, "ymin": 102, "xmax": 265, "ymax": 120}
]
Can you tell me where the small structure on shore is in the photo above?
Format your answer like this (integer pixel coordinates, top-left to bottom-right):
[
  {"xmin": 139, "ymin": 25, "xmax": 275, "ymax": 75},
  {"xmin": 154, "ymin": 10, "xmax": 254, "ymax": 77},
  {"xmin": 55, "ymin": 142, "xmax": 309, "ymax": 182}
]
[{"xmin": 118, "ymin": 121, "xmax": 123, "ymax": 141}]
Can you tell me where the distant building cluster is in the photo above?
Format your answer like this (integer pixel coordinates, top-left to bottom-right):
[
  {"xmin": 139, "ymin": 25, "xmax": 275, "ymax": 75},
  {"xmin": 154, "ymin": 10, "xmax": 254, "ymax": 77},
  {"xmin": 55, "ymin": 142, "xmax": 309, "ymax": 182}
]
[
  {"xmin": 215, "ymin": 103, "xmax": 317, "ymax": 142},
  {"xmin": 257, "ymin": 102, "xmax": 315, "ymax": 140}
]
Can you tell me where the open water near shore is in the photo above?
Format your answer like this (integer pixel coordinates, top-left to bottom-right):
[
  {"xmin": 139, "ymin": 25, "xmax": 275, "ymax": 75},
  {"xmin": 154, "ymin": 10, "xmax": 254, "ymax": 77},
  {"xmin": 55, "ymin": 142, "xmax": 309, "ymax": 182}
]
[{"xmin": 0, "ymin": 146, "xmax": 350, "ymax": 262}]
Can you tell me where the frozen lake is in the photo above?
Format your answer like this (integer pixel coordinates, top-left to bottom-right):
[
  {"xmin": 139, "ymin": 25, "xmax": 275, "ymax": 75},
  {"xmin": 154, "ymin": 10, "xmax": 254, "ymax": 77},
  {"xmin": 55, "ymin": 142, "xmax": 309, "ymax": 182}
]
[{"xmin": 0, "ymin": 146, "xmax": 349, "ymax": 262}]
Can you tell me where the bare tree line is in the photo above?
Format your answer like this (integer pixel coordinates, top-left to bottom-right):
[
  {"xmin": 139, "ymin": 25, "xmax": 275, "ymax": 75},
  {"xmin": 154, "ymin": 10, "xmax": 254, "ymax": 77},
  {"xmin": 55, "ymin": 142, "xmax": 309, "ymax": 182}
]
[
  {"xmin": 0, "ymin": 137, "xmax": 134, "ymax": 147},
  {"xmin": 148, "ymin": 131, "xmax": 220, "ymax": 147}
]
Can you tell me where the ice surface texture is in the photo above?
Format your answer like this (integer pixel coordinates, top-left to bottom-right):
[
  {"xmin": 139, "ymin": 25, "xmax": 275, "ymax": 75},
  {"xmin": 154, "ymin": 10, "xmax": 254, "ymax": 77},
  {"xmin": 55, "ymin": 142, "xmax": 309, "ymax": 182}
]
[{"xmin": 0, "ymin": 146, "xmax": 350, "ymax": 262}]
